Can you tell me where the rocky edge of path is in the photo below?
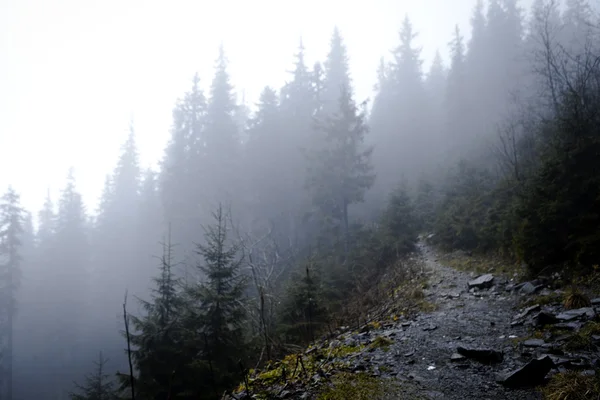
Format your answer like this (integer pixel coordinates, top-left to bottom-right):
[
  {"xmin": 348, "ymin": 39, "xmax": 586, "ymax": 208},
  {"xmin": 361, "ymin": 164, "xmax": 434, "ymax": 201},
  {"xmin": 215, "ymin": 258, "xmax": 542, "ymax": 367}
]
[{"xmin": 226, "ymin": 240, "xmax": 600, "ymax": 400}]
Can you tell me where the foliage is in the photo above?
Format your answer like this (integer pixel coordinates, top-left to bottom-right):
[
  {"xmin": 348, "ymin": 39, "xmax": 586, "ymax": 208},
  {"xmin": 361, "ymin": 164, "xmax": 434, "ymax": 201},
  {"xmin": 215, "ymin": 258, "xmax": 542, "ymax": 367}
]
[
  {"xmin": 69, "ymin": 353, "xmax": 118, "ymax": 400},
  {"xmin": 183, "ymin": 204, "xmax": 248, "ymax": 397}
]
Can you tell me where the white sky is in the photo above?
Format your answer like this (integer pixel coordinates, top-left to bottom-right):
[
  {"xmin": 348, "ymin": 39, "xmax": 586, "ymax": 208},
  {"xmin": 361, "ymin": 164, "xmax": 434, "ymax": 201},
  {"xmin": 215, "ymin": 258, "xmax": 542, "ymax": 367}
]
[{"xmin": 0, "ymin": 0, "xmax": 484, "ymax": 219}]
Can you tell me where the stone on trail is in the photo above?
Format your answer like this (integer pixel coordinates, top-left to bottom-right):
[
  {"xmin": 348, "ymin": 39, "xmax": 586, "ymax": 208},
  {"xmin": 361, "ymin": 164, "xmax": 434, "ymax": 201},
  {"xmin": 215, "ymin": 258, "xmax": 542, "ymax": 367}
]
[
  {"xmin": 468, "ymin": 274, "xmax": 494, "ymax": 290},
  {"xmin": 450, "ymin": 353, "xmax": 466, "ymax": 362},
  {"xmin": 522, "ymin": 339, "xmax": 545, "ymax": 348},
  {"xmin": 556, "ymin": 307, "xmax": 596, "ymax": 321},
  {"xmin": 498, "ymin": 355, "xmax": 555, "ymax": 388},
  {"xmin": 456, "ymin": 346, "xmax": 504, "ymax": 364}
]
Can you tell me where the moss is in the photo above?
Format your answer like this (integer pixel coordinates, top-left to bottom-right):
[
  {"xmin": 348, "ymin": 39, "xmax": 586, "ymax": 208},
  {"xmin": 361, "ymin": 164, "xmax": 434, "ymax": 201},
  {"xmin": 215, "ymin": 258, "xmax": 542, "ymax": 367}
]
[
  {"xmin": 369, "ymin": 336, "xmax": 394, "ymax": 350},
  {"xmin": 369, "ymin": 320, "xmax": 382, "ymax": 330},
  {"xmin": 417, "ymin": 300, "xmax": 438, "ymax": 312},
  {"xmin": 541, "ymin": 370, "xmax": 600, "ymax": 400},
  {"xmin": 316, "ymin": 372, "xmax": 398, "ymax": 400},
  {"xmin": 563, "ymin": 322, "xmax": 600, "ymax": 351},
  {"xmin": 330, "ymin": 344, "xmax": 365, "ymax": 358}
]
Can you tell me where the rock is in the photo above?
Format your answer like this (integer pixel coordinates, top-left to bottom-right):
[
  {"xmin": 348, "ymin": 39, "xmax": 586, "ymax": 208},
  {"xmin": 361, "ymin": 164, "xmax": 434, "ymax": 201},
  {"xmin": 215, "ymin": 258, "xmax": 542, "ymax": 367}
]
[
  {"xmin": 498, "ymin": 355, "xmax": 555, "ymax": 388},
  {"xmin": 422, "ymin": 325, "xmax": 438, "ymax": 331},
  {"xmin": 468, "ymin": 274, "xmax": 494, "ymax": 290},
  {"xmin": 514, "ymin": 304, "xmax": 541, "ymax": 320},
  {"xmin": 457, "ymin": 346, "xmax": 504, "ymax": 364},
  {"xmin": 523, "ymin": 339, "xmax": 545, "ymax": 347},
  {"xmin": 535, "ymin": 311, "xmax": 559, "ymax": 326},
  {"xmin": 554, "ymin": 321, "xmax": 582, "ymax": 331},
  {"xmin": 582, "ymin": 370, "xmax": 596, "ymax": 376},
  {"xmin": 556, "ymin": 307, "xmax": 595, "ymax": 321},
  {"xmin": 519, "ymin": 282, "xmax": 540, "ymax": 294},
  {"xmin": 591, "ymin": 298, "xmax": 600, "ymax": 305},
  {"xmin": 450, "ymin": 353, "xmax": 466, "ymax": 362}
]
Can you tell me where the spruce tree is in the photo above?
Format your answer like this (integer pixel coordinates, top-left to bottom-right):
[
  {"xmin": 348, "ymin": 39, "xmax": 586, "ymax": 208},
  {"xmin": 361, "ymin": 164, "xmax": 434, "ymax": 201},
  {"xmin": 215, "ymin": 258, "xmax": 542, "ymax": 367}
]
[
  {"xmin": 184, "ymin": 204, "xmax": 247, "ymax": 398},
  {"xmin": 122, "ymin": 232, "xmax": 187, "ymax": 399},
  {"xmin": 204, "ymin": 46, "xmax": 240, "ymax": 208},
  {"xmin": 322, "ymin": 27, "xmax": 352, "ymax": 118},
  {"xmin": 0, "ymin": 186, "xmax": 24, "ymax": 400},
  {"xmin": 69, "ymin": 352, "xmax": 117, "ymax": 400},
  {"xmin": 306, "ymin": 86, "xmax": 375, "ymax": 257},
  {"xmin": 160, "ymin": 74, "xmax": 207, "ymax": 260}
]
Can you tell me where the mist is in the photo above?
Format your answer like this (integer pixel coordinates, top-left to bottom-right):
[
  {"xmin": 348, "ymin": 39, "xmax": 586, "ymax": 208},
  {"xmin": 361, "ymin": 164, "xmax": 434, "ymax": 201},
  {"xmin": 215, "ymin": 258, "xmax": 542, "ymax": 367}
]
[{"xmin": 1, "ymin": 0, "xmax": 599, "ymax": 399}]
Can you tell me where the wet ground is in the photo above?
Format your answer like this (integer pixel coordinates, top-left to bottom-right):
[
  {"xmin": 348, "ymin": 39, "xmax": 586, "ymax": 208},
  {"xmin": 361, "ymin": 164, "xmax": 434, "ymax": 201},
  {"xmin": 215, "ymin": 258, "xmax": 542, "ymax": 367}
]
[{"xmin": 346, "ymin": 241, "xmax": 542, "ymax": 399}]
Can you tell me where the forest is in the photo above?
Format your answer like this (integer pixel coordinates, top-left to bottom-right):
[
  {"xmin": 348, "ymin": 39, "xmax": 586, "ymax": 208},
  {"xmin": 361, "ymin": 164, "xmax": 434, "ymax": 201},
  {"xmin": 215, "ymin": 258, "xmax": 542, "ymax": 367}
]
[{"xmin": 1, "ymin": 0, "xmax": 599, "ymax": 398}]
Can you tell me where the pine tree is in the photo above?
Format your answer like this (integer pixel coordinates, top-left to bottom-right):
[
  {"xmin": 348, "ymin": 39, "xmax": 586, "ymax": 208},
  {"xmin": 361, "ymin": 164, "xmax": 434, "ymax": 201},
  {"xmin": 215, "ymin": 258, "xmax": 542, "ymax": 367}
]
[
  {"xmin": 69, "ymin": 352, "xmax": 117, "ymax": 400},
  {"xmin": 425, "ymin": 50, "xmax": 447, "ymax": 157},
  {"xmin": 184, "ymin": 204, "xmax": 247, "ymax": 397},
  {"xmin": 160, "ymin": 74, "xmax": 207, "ymax": 260},
  {"xmin": 278, "ymin": 260, "xmax": 327, "ymax": 343},
  {"xmin": 322, "ymin": 27, "xmax": 352, "ymax": 118},
  {"xmin": 276, "ymin": 40, "xmax": 320, "ymax": 246},
  {"xmin": 446, "ymin": 25, "xmax": 470, "ymax": 153},
  {"xmin": 370, "ymin": 14, "xmax": 427, "ymax": 200},
  {"xmin": 244, "ymin": 86, "xmax": 285, "ymax": 228},
  {"xmin": 123, "ymin": 231, "xmax": 187, "ymax": 399},
  {"xmin": 50, "ymin": 168, "xmax": 91, "ymax": 396},
  {"xmin": 204, "ymin": 46, "xmax": 240, "ymax": 208},
  {"xmin": 0, "ymin": 186, "xmax": 24, "ymax": 400},
  {"xmin": 306, "ymin": 86, "xmax": 375, "ymax": 256}
]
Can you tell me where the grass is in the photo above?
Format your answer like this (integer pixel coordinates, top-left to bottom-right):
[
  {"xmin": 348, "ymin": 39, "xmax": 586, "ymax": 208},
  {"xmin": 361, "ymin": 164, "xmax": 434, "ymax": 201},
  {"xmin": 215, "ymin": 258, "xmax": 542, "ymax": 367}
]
[
  {"xmin": 438, "ymin": 252, "xmax": 524, "ymax": 279},
  {"xmin": 521, "ymin": 292, "xmax": 563, "ymax": 308},
  {"xmin": 563, "ymin": 322, "xmax": 600, "ymax": 351},
  {"xmin": 316, "ymin": 372, "xmax": 399, "ymax": 400},
  {"xmin": 563, "ymin": 287, "xmax": 592, "ymax": 310},
  {"xmin": 541, "ymin": 371, "xmax": 600, "ymax": 400}
]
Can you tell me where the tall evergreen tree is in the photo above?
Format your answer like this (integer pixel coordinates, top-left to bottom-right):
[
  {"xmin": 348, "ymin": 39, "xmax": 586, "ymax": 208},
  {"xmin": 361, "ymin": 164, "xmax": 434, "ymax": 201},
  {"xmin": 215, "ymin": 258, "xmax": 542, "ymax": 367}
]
[
  {"xmin": 123, "ymin": 232, "xmax": 187, "ymax": 399},
  {"xmin": 204, "ymin": 46, "xmax": 240, "ymax": 209},
  {"xmin": 307, "ymin": 86, "xmax": 375, "ymax": 256},
  {"xmin": 160, "ymin": 73, "xmax": 207, "ymax": 262},
  {"xmin": 446, "ymin": 25, "xmax": 470, "ymax": 155},
  {"xmin": 184, "ymin": 205, "xmax": 247, "ymax": 398},
  {"xmin": 244, "ymin": 86, "xmax": 285, "ymax": 229},
  {"xmin": 425, "ymin": 50, "xmax": 447, "ymax": 158},
  {"xmin": 370, "ymin": 14, "xmax": 426, "ymax": 201},
  {"xmin": 321, "ymin": 27, "xmax": 352, "ymax": 119},
  {"xmin": 69, "ymin": 352, "xmax": 117, "ymax": 400},
  {"xmin": 0, "ymin": 186, "xmax": 24, "ymax": 400}
]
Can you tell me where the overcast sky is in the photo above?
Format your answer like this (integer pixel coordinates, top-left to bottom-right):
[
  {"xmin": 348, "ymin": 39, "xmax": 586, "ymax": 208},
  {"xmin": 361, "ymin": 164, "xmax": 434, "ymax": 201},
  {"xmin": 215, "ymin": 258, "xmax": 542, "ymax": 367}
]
[{"xmin": 1, "ymin": 0, "xmax": 501, "ymax": 220}]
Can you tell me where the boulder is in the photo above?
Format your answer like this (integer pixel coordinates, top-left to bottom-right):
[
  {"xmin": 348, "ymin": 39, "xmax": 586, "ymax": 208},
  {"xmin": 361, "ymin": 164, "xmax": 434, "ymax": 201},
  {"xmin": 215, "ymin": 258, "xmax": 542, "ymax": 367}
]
[
  {"xmin": 498, "ymin": 356, "xmax": 555, "ymax": 388},
  {"xmin": 468, "ymin": 274, "xmax": 494, "ymax": 290}
]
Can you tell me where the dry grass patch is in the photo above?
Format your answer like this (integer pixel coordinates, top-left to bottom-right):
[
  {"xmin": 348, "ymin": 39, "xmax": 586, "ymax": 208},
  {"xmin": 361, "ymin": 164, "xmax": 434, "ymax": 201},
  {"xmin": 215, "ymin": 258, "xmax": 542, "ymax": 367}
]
[{"xmin": 541, "ymin": 371, "xmax": 600, "ymax": 400}]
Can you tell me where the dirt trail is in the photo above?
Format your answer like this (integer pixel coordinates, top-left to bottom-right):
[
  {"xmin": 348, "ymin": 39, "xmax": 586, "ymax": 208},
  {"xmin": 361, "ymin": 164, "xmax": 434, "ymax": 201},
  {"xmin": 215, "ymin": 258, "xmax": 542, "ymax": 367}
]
[{"xmin": 370, "ymin": 241, "xmax": 542, "ymax": 399}]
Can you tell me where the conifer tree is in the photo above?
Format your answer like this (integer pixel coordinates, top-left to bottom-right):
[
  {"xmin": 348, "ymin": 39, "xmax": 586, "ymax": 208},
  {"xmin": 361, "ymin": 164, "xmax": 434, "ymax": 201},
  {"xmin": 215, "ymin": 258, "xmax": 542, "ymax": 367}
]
[
  {"xmin": 184, "ymin": 204, "xmax": 247, "ymax": 397},
  {"xmin": 122, "ymin": 231, "xmax": 187, "ymax": 399},
  {"xmin": 322, "ymin": 27, "xmax": 352, "ymax": 118},
  {"xmin": 69, "ymin": 352, "xmax": 117, "ymax": 400},
  {"xmin": 204, "ymin": 46, "xmax": 240, "ymax": 208},
  {"xmin": 278, "ymin": 260, "xmax": 327, "ymax": 343},
  {"xmin": 160, "ymin": 74, "xmax": 207, "ymax": 260},
  {"xmin": 307, "ymin": 86, "xmax": 375, "ymax": 256},
  {"xmin": 0, "ymin": 186, "xmax": 24, "ymax": 400}
]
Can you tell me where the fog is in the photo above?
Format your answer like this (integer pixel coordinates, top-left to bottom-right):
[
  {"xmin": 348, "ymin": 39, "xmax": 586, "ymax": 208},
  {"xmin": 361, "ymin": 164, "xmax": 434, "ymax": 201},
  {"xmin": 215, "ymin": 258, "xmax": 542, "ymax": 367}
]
[
  {"xmin": 0, "ymin": 0, "xmax": 477, "ymax": 215},
  {"xmin": 1, "ymin": 0, "xmax": 598, "ymax": 399}
]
